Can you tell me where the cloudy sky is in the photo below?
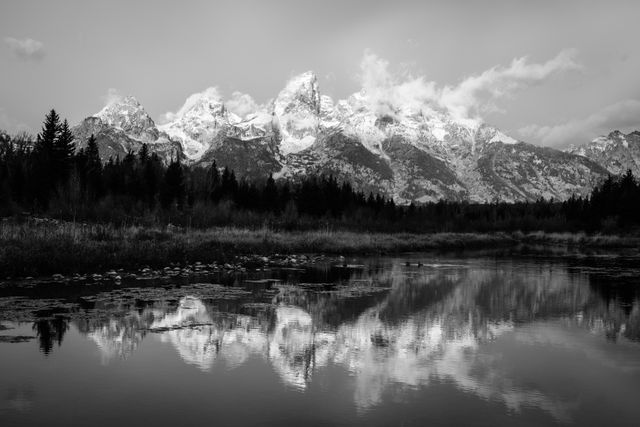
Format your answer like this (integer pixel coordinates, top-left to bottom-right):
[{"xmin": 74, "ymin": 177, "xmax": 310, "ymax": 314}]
[{"xmin": 1, "ymin": 0, "xmax": 638, "ymax": 147}]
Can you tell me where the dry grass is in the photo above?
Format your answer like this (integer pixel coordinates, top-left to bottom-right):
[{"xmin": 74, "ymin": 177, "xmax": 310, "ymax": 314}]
[
  {"xmin": 0, "ymin": 220, "xmax": 637, "ymax": 277},
  {"xmin": 517, "ymin": 231, "xmax": 640, "ymax": 247}
]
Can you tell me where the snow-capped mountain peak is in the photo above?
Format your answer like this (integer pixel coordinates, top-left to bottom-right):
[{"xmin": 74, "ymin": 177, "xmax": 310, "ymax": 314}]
[
  {"xmin": 566, "ymin": 130, "xmax": 640, "ymax": 176},
  {"xmin": 158, "ymin": 88, "xmax": 230, "ymax": 160},
  {"xmin": 71, "ymin": 71, "xmax": 616, "ymax": 203},
  {"xmin": 72, "ymin": 95, "xmax": 180, "ymax": 163},
  {"xmin": 95, "ymin": 95, "xmax": 156, "ymax": 138},
  {"xmin": 273, "ymin": 71, "xmax": 323, "ymax": 155},
  {"xmin": 274, "ymin": 71, "xmax": 321, "ymax": 116},
  {"xmin": 171, "ymin": 87, "xmax": 226, "ymax": 121}
]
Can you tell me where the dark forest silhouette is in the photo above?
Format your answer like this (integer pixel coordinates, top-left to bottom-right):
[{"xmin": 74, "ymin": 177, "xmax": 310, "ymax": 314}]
[{"xmin": 2, "ymin": 109, "xmax": 640, "ymax": 233}]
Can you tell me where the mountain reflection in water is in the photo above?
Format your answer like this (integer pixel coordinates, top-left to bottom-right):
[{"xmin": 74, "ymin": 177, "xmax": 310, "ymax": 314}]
[{"xmin": 2, "ymin": 255, "xmax": 640, "ymax": 425}]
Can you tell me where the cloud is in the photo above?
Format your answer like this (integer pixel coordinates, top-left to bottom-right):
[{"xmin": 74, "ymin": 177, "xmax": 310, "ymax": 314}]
[
  {"xmin": 4, "ymin": 37, "xmax": 45, "ymax": 60},
  {"xmin": 226, "ymin": 91, "xmax": 260, "ymax": 118},
  {"xmin": 160, "ymin": 87, "xmax": 223, "ymax": 123},
  {"xmin": 160, "ymin": 88, "xmax": 263, "ymax": 124},
  {"xmin": 358, "ymin": 49, "xmax": 437, "ymax": 118},
  {"xmin": 518, "ymin": 99, "xmax": 640, "ymax": 147},
  {"xmin": 101, "ymin": 88, "xmax": 125, "ymax": 108},
  {"xmin": 439, "ymin": 50, "xmax": 579, "ymax": 121},
  {"xmin": 358, "ymin": 49, "xmax": 579, "ymax": 123}
]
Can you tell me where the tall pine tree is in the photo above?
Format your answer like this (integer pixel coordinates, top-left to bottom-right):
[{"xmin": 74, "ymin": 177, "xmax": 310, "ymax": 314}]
[
  {"xmin": 32, "ymin": 109, "xmax": 60, "ymax": 208},
  {"xmin": 85, "ymin": 134, "xmax": 103, "ymax": 200},
  {"xmin": 160, "ymin": 157, "xmax": 185, "ymax": 209},
  {"xmin": 54, "ymin": 119, "xmax": 75, "ymax": 183}
]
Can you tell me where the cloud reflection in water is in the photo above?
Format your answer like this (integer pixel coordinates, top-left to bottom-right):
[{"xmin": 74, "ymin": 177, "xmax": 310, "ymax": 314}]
[{"xmin": 78, "ymin": 260, "xmax": 640, "ymax": 422}]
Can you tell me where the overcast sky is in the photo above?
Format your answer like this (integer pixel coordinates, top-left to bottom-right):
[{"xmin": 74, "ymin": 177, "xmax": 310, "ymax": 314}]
[{"xmin": 1, "ymin": 0, "xmax": 639, "ymax": 147}]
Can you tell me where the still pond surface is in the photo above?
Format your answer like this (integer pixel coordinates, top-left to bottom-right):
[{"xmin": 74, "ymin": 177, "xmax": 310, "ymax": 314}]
[{"xmin": 1, "ymin": 251, "xmax": 639, "ymax": 426}]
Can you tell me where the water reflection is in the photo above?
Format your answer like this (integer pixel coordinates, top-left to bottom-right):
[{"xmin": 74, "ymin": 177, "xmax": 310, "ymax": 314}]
[
  {"xmin": 2, "ymin": 255, "xmax": 640, "ymax": 424},
  {"xmin": 1, "ymin": 386, "xmax": 34, "ymax": 413},
  {"xmin": 54, "ymin": 259, "xmax": 639, "ymax": 420},
  {"xmin": 32, "ymin": 316, "xmax": 68, "ymax": 355}
]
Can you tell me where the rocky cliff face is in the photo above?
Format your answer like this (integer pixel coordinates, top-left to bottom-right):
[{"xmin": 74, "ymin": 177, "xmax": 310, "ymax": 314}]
[
  {"xmin": 72, "ymin": 96, "xmax": 181, "ymax": 162},
  {"xmin": 70, "ymin": 73, "xmax": 617, "ymax": 203},
  {"xmin": 566, "ymin": 130, "xmax": 640, "ymax": 176}
]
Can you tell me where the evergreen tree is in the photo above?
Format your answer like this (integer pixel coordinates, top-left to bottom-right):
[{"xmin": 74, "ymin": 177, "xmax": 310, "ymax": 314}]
[
  {"xmin": 85, "ymin": 134, "xmax": 103, "ymax": 200},
  {"xmin": 32, "ymin": 109, "xmax": 61, "ymax": 208},
  {"xmin": 54, "ymin": 119, "xmax": 75, "ymax": 183},
  {"xmin": 143, "ymin": 153, "xmax": 163, "ymax": 208},
  {"xmin": 263, "ymin": 174, "xmax": 278, "ymax": 211},
  {"xmin": 36, "ymin": 109, "xmax": 59, "ymax": 156},
  {"xmin": 207, "ymin": 160, "xmax": 220, "ymax": 201},
  {"xmin": 160, "ymin": 158, "xmax": 185, "ymax": 209},
  {"xmin": 220, "ymin": 167, "xmax": 238, "ymax": 201},
  {"xmin": 138, "ymin": 143, "xmax": 149, "ymax": 163}
]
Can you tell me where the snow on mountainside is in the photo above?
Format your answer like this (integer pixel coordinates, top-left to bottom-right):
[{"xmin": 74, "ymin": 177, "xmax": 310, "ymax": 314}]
[
  {"xmin": 566, "ymin": 130, "xmax": 640, "ymax": 176},
  {"xmin": 273, "ymin": 71, "xmax": 322, "ymax": 155},
  {"xmin": 158, "ymin": 89, "xmax": 230, "ymax": 161},
  {"xmin": 70, "ymin": 73, "xmax": 613, "ymax": 203},
  {"xmin": 72, "ymin": 95, "xmax": 181, "ymax": 162},
  {"xmin": 95, "ymin": 95, "xmax": 157, "ymax": 139}
]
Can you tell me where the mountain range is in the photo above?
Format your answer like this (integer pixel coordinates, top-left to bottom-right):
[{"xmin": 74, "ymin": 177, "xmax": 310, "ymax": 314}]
[{"xmin": 71, "ymin": 72, "xmax": 633, "ymax": 203}]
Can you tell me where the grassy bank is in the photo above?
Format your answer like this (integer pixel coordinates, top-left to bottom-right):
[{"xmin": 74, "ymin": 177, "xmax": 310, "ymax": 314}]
[{"xmin": 1, "ymin": 220, "xmax": 639, "ymax": 278}]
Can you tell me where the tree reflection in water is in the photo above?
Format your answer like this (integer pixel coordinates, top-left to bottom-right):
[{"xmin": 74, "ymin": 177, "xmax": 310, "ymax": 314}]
[
  {"xmin": 63, "ymin": 257, "xmax": 640, "ymax": 422},
  {"xmin": 32, "ymin": 316, "xmax": 69, "ymax": 355}
]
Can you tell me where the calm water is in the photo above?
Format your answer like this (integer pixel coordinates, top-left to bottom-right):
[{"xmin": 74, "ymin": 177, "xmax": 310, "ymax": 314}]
[{"xmin": 1, "ymin": 252, "xmax": 639, "ymax": 426}]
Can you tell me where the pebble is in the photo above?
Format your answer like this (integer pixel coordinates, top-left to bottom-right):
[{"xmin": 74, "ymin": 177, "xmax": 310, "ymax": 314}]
[{"xmin": 10, "ymin": 252, "xmax": 331, "ymax": 284}]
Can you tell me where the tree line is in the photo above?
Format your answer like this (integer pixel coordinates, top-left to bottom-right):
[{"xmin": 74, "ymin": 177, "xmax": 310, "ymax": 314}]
[{"xmin": 1, "ymin": 109, "xmax": 640, "ymax": 233}]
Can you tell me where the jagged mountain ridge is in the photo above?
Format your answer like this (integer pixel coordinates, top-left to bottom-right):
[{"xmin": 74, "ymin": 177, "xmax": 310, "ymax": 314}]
[
  {"xmin": 72, "ymin": 73, "xmax": 612, "ymax": 203},
  {"xmin": 72, "ymin": 95, "xmax": 182, "ymax": 162},
  {"xmin": 566, "ymin": 130, "xmax": 640, "ymax": 176}
]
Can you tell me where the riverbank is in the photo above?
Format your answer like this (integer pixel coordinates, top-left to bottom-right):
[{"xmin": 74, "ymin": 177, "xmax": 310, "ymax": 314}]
[{"xmin": 1, "ymin": 220, "xmax": 639, "ymax": 278}]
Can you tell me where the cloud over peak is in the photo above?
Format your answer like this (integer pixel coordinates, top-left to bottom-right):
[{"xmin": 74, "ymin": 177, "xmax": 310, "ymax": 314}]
[
  {"xmin": 358, "ymin": 49, "xmax": 579, "ymax": 123},
  {"xmin": 439, "ymin": 49, "xmax": 579, "ymax": 121},
  {"xmin": 102, "ymin": 88, "xmax": 125, "ymax": 108},
  {"xmin": 226, "ymin": 91, "xmax": 261, "ymax": 118},
  {"xmin": 160, "ymin": 87, "xmax": 261, "ymax": 124},
  {"xmin": 4, "ymin": 37, "xmax": 45, "ymax": 60},
  {"xmin": 358, "ymin": 49, "xmax": 437, "ymax": 118}
]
